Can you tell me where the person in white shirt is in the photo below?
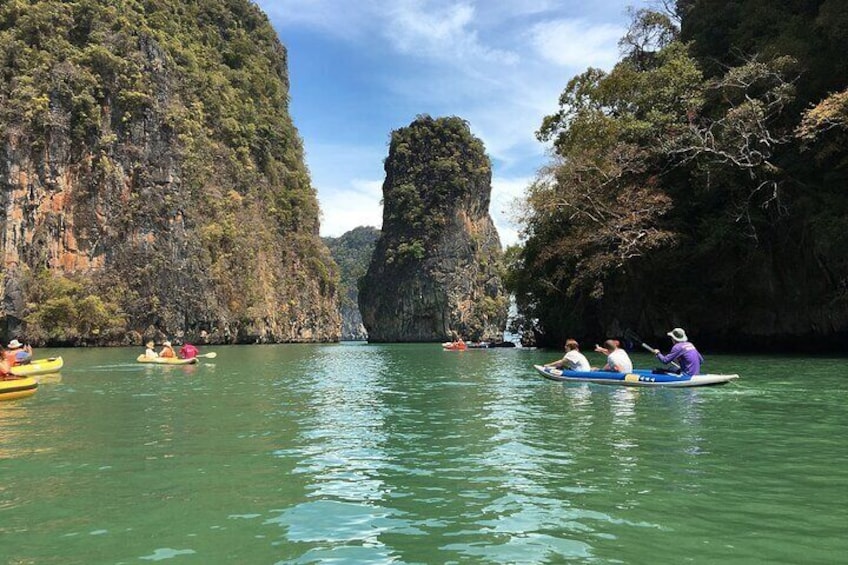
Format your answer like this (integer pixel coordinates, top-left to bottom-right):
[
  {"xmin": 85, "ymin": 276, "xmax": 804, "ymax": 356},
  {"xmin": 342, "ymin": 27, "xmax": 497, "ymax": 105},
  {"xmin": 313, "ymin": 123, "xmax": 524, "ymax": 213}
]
[
  {"xmin": 594, "ymin": 339, "xmax": 633, "ymax": 372},
  {"xmin": 546, "ymin": 338, "xmax": 591, "ymax": 372}
]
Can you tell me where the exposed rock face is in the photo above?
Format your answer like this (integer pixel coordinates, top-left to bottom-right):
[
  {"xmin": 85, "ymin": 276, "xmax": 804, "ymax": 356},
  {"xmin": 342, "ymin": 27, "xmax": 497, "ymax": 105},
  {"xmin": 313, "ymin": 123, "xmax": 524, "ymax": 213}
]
[
  {"xmin": 359, "ymin": 116, "xmax": 508, "ymax": 342},
  {"xmin": 324, "ymin": 227, "xmax": 380, "ymax": 341},
  {"xmin": 0, "ymin": 1, "xmax": 340, "ymax": 345}
]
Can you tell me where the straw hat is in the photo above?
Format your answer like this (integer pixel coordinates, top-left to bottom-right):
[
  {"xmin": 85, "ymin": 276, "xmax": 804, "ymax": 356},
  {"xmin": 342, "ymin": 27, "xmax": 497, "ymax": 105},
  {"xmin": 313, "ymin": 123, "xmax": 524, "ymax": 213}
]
[{"xmin": 8, "ymin": 339, "xmax": 22, "ymax": 349}]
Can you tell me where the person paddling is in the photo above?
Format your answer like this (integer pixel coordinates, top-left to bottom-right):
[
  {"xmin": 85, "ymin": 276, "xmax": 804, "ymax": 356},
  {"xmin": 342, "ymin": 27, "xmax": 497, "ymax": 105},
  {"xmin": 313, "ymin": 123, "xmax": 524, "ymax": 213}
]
[
  {"xmin": 179, "ymin": 343, "xmax": 199, "ymax": 359},
  {"xmin": 447, "ymin": 331, "xmax": 467, "ymax": 350},
  {"xmin": 653, "ymin": 328, "xmax": 704, "ymax": 376},
  {"xmin": 5, "ymin": 339, "xmax": 32, "ymax": 366}
]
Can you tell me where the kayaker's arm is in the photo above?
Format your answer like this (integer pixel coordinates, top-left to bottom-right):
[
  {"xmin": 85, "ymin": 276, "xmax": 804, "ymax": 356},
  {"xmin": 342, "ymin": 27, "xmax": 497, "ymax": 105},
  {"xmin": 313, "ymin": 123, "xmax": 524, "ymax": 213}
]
[{"xmin": 655, "ymin": 347, "xmax": 683, "ymax": 365}]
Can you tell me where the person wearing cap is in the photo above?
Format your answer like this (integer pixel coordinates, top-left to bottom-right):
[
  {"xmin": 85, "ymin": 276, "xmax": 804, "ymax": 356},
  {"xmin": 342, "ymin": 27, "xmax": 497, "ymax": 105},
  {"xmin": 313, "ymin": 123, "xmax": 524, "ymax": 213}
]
[
  {"xmin": 546, "ymin": 338, "xmax": 591, "ymax": 371},
  {"xmin": 159, "ymin": 340, "xmax": 176, "ymax": 358},
  {"xmin": 144, "ymin": 340, "xmax": 159, "ymax": 359},
  {"xmin": 4, "ymin": 339, "xmax": 32, "ymax": 367},
  {"xmin": 653, "ymin": 328, "xmax": 704, "ymax": 376},
  {"xmin": 594, "ymin": 339, "xmax": 633, "ymax": 372}
]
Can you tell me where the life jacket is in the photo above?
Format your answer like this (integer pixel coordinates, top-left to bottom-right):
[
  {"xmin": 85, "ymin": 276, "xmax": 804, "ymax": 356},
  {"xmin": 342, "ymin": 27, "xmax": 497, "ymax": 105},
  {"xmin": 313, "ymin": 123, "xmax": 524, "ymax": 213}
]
[{"xmin": 3, "ymin": 350, "xmax": 19, "ymax": 367}]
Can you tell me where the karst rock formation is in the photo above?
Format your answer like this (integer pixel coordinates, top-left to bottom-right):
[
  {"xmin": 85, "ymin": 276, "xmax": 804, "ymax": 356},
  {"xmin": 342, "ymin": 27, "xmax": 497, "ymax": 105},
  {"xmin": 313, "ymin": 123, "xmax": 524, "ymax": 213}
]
[
  {"xmin": 0, "ymin": 1, "xmax": 340, "ymax": 345},
  {"xmin": 359, "ymin": 116, "xmax": 508, "ymax": 342}
]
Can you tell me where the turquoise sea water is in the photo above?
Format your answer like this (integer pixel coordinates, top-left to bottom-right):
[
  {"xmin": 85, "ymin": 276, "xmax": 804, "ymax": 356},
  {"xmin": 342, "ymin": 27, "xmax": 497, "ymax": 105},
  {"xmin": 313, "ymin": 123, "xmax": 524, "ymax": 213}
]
[{"xmin": 1, "ymin": 344, "xmax": 846, "ymax": 564}]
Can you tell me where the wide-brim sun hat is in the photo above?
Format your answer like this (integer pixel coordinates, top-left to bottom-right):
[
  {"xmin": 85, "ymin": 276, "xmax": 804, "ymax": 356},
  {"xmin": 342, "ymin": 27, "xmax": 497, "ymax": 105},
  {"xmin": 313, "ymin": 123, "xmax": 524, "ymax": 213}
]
[
  {"xmin": 146, "ymin": 341, "xmax": 155, "ymax": 348},
  {"xmin": 162, "ymin": 341, "xmax": 171, "ymax": 347},
  {"xmin": 667, "ymin": 328, "xmax": 688, "ymax": 342},
  {"xmin": 8, "ymin": 339, "xmax": 22, "ymax": 349}
]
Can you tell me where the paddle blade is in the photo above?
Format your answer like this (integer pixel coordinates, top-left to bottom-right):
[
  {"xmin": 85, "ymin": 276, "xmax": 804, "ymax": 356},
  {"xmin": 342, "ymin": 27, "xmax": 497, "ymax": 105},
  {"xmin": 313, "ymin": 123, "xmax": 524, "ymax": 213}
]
[{"xmin": 199, "ymin": 352, "xmax": 217, "ymax": 359}]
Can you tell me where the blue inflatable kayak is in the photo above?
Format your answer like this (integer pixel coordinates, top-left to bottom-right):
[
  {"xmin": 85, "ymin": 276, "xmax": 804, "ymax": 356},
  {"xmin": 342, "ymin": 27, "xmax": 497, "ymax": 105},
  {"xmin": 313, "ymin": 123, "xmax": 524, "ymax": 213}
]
[{"xmin": 533, "ymin": 365, "xmax": 739, "ymax": 388}]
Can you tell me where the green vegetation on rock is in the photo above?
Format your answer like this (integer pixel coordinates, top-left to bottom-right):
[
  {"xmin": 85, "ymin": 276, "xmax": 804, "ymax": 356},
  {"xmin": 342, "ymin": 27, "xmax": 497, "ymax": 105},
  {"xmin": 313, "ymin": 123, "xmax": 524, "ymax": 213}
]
[{"xmin": 0, "ymin": 0, "xmax": 339, "ymax": 345}]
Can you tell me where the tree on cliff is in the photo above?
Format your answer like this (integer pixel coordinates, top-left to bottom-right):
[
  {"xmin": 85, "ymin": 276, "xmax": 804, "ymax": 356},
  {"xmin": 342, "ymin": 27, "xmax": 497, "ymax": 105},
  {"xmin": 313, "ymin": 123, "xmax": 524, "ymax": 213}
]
[
  {"xmin": 508, "ymin": 3, "xmax": 848, "ymax": 351},
  {"xmin": 0, "ymin": 0, "xmax": 340, "ymax": 344},
  {"xmin": 359, "ymin": 116, "xmax": 508, "ymax": 342}
]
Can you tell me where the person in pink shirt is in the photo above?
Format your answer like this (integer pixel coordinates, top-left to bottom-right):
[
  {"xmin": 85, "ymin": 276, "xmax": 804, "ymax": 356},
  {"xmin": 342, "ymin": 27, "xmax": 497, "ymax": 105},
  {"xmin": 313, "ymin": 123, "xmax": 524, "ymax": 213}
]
[{"xmin": 179, "ymin": 343, "xmax": 199, "ymax": 359}]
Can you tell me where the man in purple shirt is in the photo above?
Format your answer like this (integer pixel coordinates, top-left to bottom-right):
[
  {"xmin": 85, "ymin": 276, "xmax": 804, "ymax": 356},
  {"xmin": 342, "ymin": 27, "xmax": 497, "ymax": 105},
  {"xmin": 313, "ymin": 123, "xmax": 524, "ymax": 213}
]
[{"xmin": 653, "ymin": 328, "xmax": 704, "ymax": 375}]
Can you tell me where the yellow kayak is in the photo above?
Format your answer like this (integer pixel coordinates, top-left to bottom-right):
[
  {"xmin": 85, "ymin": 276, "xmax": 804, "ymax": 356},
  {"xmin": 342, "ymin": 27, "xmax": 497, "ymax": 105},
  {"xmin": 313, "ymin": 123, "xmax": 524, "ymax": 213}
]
[
  {"xmin": 0, "ymin": 377, "xmax": 38, "ymax": 401},
  {"xmin": 10, "ymin": 357, "xmax": 64, "ymax": 377},
  {"xmin": 136, "ymin": 355, "xmax": 198, "ymax": 365}
]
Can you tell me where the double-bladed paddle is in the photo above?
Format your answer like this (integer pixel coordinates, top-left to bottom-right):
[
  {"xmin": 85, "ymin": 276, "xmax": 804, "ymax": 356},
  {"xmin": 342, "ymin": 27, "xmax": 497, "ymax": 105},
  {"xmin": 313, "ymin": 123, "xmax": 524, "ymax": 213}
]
[{"xmin": 624, "ymin": 329, "xmax": 681, "ymax": 371}]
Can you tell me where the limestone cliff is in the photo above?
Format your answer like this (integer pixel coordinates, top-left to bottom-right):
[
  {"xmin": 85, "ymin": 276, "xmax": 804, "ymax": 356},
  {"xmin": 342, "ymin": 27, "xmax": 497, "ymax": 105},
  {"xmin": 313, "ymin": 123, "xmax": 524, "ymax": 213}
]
[
  {"xmin": 359, "ymin": 116, "xmax": 508, "ymax": 342},
  {"xmin": 0, "ymin": 0, "xmax": 340, "ymax": 345}
]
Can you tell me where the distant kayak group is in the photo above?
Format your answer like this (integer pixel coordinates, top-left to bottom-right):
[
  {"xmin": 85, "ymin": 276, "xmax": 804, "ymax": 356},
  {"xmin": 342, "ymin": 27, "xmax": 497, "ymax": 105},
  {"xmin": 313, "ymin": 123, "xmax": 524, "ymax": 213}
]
[
  {"xmin": 137, "ymin": 340, "xmax": 217, "ymax": 365},
  {"xmin": 442, "ymin": 337, "xmax": 516, "ymax": 350},
  {"xmin": 1, "ymin": 337, "xmax": 218, "ymax": 402},
  {"xmin": 0, "ymin": 339, "xmax": 63, "ymax": 402}
]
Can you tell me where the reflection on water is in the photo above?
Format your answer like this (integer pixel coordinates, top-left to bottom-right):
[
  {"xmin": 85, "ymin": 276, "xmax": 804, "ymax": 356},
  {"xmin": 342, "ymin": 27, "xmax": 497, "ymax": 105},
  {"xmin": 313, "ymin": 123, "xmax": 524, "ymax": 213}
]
[
  {"xmin": 0, "ymin": 388, "xmax": 58, "ymax": 460},
  {"xmin": 0, "ymin": 346, "xmax": 846, "ymax": 564},
  {"xmin": 35, "ymin": 373, "xmax": 63, "ymax": 384},
  {"xmin": 267, "ymin": 345, "xmax": 405, "ymax": 561}
]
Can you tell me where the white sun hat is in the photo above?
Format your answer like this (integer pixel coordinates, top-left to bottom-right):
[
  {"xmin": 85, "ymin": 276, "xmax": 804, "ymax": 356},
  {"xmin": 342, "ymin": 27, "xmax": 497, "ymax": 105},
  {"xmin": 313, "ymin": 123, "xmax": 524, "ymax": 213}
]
[{"xmin": 667, "ymin": 328, "xmax": 688, "ymax": 342}]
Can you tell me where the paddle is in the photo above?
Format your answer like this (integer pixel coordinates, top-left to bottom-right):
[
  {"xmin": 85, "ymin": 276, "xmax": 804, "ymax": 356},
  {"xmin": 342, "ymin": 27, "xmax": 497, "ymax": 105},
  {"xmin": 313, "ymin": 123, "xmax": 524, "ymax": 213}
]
[
  {"xmin": 624, "ymin": 329, "xmax": 681, "ymax": 371},
  {"xmin": 194, "ymin": 352, "xmax": 217, "ymax": 359}
]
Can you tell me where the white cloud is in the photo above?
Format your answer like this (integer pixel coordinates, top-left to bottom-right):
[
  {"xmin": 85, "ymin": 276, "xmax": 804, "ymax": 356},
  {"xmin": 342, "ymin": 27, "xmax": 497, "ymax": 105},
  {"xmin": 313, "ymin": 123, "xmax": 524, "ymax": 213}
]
[
  {"xmin": 258, "ymin": 0, "xmax": 379, "ymax": 39},
  {"xmin": 319, "ymin": 179, "xmax": 384, "ymax": 237},
  {"xmin": 491, "ymin": 175, "xmax": 534, "ymax": 247},
  {"xmin": 383, "ymin": 1, "xmax": 519, "ymax": 64},
  {"xmin": 530, "ymin": 19, "xmax": 624, "ymax": 68}
]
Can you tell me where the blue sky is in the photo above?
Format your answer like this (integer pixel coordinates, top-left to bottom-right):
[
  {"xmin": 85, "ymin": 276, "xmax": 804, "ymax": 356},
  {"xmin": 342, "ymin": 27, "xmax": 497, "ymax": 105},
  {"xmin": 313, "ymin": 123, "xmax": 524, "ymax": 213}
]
[{"xmin": 255, "ymin": 0, "xmax": 647, "ymax": 246}]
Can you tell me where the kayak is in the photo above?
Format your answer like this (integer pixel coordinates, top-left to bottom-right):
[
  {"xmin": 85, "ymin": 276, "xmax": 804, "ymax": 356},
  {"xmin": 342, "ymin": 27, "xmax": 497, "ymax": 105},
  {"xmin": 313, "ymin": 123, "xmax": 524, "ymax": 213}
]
[
  {"xmin": 0, "ymin": 377, "xmax": 38, "ymax": 401},
  {"xmin": 467, "ymin": 341, "xmax": 517, "ymax": 349},
  {"xmin": 444, "ymin": 341, "xmax": 517, "ymax": 350},
  {"xmin": 136, "ymin": 355, "xmax": 198, "ymax": 365},
  {"xmin": 533, "ymin": 365, "xmax": 739, "ymax": 388},
  {"xmin": 10, "ymin": 356, "xmax": 63, "ymax": 377}
]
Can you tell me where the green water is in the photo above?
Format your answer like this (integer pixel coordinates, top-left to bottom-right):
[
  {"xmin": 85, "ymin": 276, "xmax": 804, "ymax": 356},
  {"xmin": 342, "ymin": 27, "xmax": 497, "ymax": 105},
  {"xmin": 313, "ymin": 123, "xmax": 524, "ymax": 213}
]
[{"xmin": 1, "ymin": 344, "xmax": 846, "ymax": 564}]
